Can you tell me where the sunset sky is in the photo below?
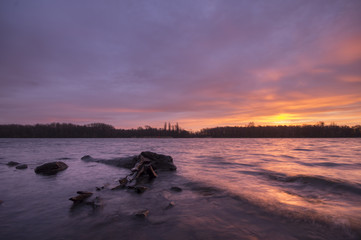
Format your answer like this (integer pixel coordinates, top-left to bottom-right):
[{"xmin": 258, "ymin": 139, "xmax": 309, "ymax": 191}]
[{"xmin": 1, "ymin": 0, "xmax": 361, "ymax": 130}]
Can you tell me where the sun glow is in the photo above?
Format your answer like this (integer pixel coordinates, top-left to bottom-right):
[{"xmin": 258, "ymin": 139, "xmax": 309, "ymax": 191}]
[{"xmin": 262, "ymin": 113, "xmax": 300, "ymax": 125}]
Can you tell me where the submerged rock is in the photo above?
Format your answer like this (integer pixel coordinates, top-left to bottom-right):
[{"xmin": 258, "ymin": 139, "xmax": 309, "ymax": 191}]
[
  {"xmin": 135, "ymin": 209, "xmax": 149, "ymax": 218},
  {"xmin": 6, "ymin": 161, "xmax": 20, "ymax": 166},
  {"xmin": 34, "ymin": 161, "xmax": 68, "ymax": 175},
  {"xmin": 165, "ymin": 201, "xmax": 175, "ymax": 209},
  {"xmin": 170, "ymin": 186, "xmax": 182, "ymax": 192},
  {"xmin": 69, "ymin": 191, "xmax": 93, "ymax": 203},
  {"xmin": 16, "ymin": 164, "xmax": 28, "ymax": 170},
  {"xmin": 132, "ymin": 186, "xmax": 148, "ymax": 194}
]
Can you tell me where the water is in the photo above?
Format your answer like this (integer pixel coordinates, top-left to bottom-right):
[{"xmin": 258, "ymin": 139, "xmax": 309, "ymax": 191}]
[{"xmin": 0, "ymin": 138, "xmax": 360, "ymax": 240}]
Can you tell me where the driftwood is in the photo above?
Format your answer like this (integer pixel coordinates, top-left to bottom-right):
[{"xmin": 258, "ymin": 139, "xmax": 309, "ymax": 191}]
[
  {"xmin": 110, "ymin": 152, "xmax": 175, "ymax": 193},
  {"xmin": 121, "ymin": 155, "xmax": 159, "ymax": 188}
]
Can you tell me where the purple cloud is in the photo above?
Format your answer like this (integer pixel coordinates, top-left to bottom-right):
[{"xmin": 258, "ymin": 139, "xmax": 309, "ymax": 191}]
[{"xmin": 1, "ymin": 0, "xmax": 361, "ymax": 129}]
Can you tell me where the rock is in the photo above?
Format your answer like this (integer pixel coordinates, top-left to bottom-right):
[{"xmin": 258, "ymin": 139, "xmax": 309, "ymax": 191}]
[
  {"xmin": 170, "ymin": 186, "xmax": 182, "ymax": 192},
  {"xmin": 81, "ymin": 151, "xmax": 177, "ymax": 171},
  {"xmin": 16, "ymin": 164, "xmax": 28, "ymax": 169},
  {"xmin": 80, "ymin": 155, "xmax": 92, "ymax": 160},
  {"xmin": 134, "ymin": 186, "xmax": 148, "ymax": 194},
  {"xmin": 111, "ymin": 185, "xmax": 125, "ymax": 190},
  {"xmin": 140, "ymin": 151, "xmax": 177, "ymax": 171},
  {"xmin": 135, "ymin": 209, "xmax": 149, "ymax": 218},
  {"xmin": 69, "ymin": 191, "xmax": 93, "ymax": 203},
  {"xmin": 34, "ymin": 161, "xmax": 68, "ymax": 175},
  {"xmin": 81, "ymin": 155, "xmax": 137, "ymax": 169},
  {"xmin": 119, "ymin": 178, "xmax": 128, "ymax": 186},
  {"xmin": 165, "ymin": 201, "xmax": 175, "ymax": 209},
  {"xmin": 6, "ymin": 161, "xmax": 20, "ymax": 166}
]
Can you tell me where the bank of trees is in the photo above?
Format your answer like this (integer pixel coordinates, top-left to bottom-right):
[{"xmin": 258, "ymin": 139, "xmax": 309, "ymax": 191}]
[
  {"xmin": 197, "ymin": 124, "xmax": 361, "ymax": 138},
  {"xmin": 0, "ymin": 122, "xmax": 190, "ymax": 138},
  {"xmin": 0, "ymin": 122, "xmax": 360, "ymax": 138}
]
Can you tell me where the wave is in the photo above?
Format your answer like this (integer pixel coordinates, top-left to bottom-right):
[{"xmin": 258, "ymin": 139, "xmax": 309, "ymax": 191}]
[
  {"xmin": 296, "ymin": 161, "xmax": 351, "ymax": 167},
  {"xmin": 293, "ymin": 148, "xmax": 314, "ymax": 151},
  {"xmin": 57, "ymin": 157, "xmax": 72, "ymax": 160},
  {"xmin": 263, "ymin": 171, "xmax": 361, "ymax": 196},
  {"xmin": 184, "ymin": 179, "xmax": 361, "ymax": 239}
]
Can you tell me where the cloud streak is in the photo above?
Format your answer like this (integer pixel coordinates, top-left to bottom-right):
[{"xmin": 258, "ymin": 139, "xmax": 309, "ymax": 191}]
[{"xmin": 1, "ymin": 0, "xmax": 361, "ymax": 130}]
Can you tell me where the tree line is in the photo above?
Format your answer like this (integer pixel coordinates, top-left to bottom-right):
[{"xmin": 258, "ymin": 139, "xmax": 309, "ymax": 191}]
[
  {"xmin": 0, "ymin": 122, "xmax": 190, "ymax": 138},
  {"xmin": 0, "ymin": 122, "xmax": 360, "ymax": 138}
]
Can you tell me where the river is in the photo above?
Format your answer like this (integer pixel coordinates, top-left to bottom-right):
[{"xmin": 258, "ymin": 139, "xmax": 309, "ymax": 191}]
[{"xmin": 0, "ymin": 138, "xmax": 360, "ymax": 239}]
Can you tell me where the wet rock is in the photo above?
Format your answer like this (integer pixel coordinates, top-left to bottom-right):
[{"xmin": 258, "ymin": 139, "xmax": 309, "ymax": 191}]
[
  {"xmin": 16, "ymin": 164, "xmax": 28, "ymax": 169},
  {"xmin": 135, "ymin": 209, "xmax": 149, "ymax": 218},
  {"xmin": 96, "ymin": 186, "xmax": 105, "ymax": 191},
  {"xmin": 111, "ymin": 185, "xmax": 125, "ymax": 190},
  {"xmin": 69, "ymin": 191, "xmax": 93, "ymax": 203},
  {"xmin": 81, "ymin": 151, "xmax": 177, "ymax": 171},
  {"xmin": 35, "ymin": 161, "xmax": 68, "ymax": 175},
  {"xmin": 81, "ymin": 155, "xmax": 92, "ymax": 160},
  {"xmin": 170, "ymin": 186, "xmax": 182, "ymax": 192},
  {"xmin": 134, "ymin": 186, "xmax": 148, "ymax": 194},
  {"xmin": 81, "ymin": 155, "xmax": 136, "ymax": 169},
  {"xmin": 165, "ymin": 201, "xmax": 175, "ymax": 209},
  {"xmin": 6, "ymin": 161, "xmax": 20, "ymax": 166},
  {"xmin": 140, "ymin": 151, "xmax": 177, "ymax": 171},
  {"xmin": 119, "ymin": 178, "xmax": 128, "ymax": 186}
]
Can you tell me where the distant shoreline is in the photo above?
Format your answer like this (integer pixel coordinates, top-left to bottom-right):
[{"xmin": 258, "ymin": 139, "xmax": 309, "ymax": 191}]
[{"xmin": 1, "ymin": 123, "xmax": 360, "ymax": 138}]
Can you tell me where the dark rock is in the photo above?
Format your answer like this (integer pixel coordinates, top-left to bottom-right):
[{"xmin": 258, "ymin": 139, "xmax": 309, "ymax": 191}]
[
  {"xmin": 96, "ymin": 186, "xmax": 106, "ymax": 191},
  {"xmin": 134, "ymin": 186, "xmax": 148, "ymax": 194},
  {"xmin": 81, "ymin": 155, "xmax": 137, "ymax": 169},
  {"xmin": 119, "ymin": 178, "xmax": 128, "ymax": 186},
  {"xmin": 111, "ymin": 185, "xmax": 125, "ymax": 190},
  {"xmin": 140, "ymin": 151, "xmax": 177, "ymax": 171},
  {"xmin": 6, "ymin": 161, "xmax": 20, "ymax": 166},
  {"xmin": 81, "ymin": 151, "xmax": 177, "ymax": 171},
  {"xmin": 16, "ymin": 164, "xmax": 28, "ymax": 169},
  {"xmin": 165, "ymin": 201, "xmax": 175, "ymax": 209},
  {"xmin": 135, "ymin": 209, "xmax": 149, "ymax": 218},
  {"xmin": 35, "ymin": 161, "xmax": 68, "ymax": 175},
  {"xmin": 69, "ymin": 191, "xmax": 93, "ymax": 203},
  {"xmin": 81, "ymin": 155, "xmax": 92, "ymax": 160},
  {"xmin": 170, "ymin": 186, "xmax": 182, "ymax": 192}
]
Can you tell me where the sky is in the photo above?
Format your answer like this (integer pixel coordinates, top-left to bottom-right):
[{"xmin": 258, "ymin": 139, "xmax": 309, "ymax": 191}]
[{"xmin": 1, "ymin": 0, "xmax": 361, "ymax": 130}]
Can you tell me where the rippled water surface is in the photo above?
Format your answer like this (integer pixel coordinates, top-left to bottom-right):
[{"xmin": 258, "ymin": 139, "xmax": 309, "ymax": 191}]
[{"xmin": 0, "ymin": 138, "xmax": 360, "ymax": 240}]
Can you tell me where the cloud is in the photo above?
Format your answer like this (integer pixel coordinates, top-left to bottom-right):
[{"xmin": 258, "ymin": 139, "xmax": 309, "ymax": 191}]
[{"xmin": 1, "ymin": 0, "xmax": 361, "ymax": 129}]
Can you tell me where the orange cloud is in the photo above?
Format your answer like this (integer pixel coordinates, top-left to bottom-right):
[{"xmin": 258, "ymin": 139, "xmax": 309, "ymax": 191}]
[
  {"xmin": 176, "ymin": 92, "xmax": 361, "ymax": 130},
  {"xmin": 330, "ymin": 36, "xmax": 361, "ymax": 64},
  {"xmin": 339, "ymin": 75, "xmax": 361, "ymax": 83}
]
